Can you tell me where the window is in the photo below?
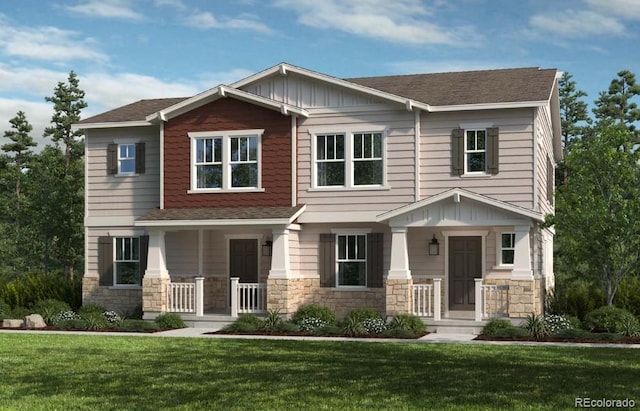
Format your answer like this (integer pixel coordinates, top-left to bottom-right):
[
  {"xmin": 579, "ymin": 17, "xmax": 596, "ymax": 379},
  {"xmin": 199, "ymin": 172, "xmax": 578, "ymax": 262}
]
[
  {"xmin": 118, "ymin": 144, "xmax": 136, "ymax": 174},
  {"xmin": 114, "ymin": 237, "xmax": 140, "ymax": 285},
  {"xmin": 465, "ymin": 130, "xmax": 486, "ymax": 173},
  {"xmin": 500, "ymin": 233, "xmax": 515, "ymax": 265},
  {"xmin": 314, "ymin": 131, "xmax": 384, "ymax": 188},
  {"xmin": 189, "ymin": 130, "xmax": 262, "ymax": 191},
  {"xmin": 107, "ymin": 143, "xmax": 145, "ymax": 175},
  {"xmin": 336, "ymin": 234, "xmax": 367, "ymax": 286}
]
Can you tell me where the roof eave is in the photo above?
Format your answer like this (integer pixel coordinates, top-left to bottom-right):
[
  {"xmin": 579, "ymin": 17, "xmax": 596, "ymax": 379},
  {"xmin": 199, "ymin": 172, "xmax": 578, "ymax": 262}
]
[
  {"xmin": 428, "ymin": 100, "xmax": 548, "ymax": 112},
  {"xmin": 71, "ymin": 120, "xmax": 153, "ymax": 131},
  {"xmin": 135, "ymin": 218, "xmax": 295, "ymax": 228}
]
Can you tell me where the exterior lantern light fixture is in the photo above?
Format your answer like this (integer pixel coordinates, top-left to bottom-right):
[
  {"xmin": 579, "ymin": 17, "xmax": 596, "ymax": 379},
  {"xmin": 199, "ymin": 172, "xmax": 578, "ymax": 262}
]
[
  {"xmin": 428, "ymin": 234, "xmax": 439, "ymax": 256},
  {"xmin": 262, "ymin": 240, "xmax": 273, "ymax": 257}
]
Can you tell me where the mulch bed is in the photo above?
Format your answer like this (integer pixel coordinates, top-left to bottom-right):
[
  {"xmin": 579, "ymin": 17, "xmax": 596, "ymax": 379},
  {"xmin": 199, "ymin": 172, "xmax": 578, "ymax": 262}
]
[
  {"xmin": 0, "ymin": 326, "xmax": 161, "ymax": 333},
  {"xmin": 207, "ymin": 330, "xmax": 430, "ymax": 339},
  {"xmin": 474, "ymin": 334, "xmax": 640, "ymax": 344}
]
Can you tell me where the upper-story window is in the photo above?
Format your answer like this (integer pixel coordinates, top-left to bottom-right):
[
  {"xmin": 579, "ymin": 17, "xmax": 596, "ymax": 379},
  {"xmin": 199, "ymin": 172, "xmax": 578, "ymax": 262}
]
[
  {"xmin": 189, "ymin": 130, "xmax": 263, "ymax": 192},
  {"xmin": 313, "ymin": 130, "xmax": 385, "ymax": 188},
  {"xmin": 107, "ymin": 142, "xmax": 145, "ymax": 175},
  {"xmin": 451, "ymin": 127, "xmax": 499, "ymax": 176}
]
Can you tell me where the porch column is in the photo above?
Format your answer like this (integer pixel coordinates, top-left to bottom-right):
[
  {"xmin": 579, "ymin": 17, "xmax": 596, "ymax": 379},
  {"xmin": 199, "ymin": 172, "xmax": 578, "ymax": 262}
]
[
  {"xmin": 269, "ymin": 228, "xmax": 290, "ymax": 279},
  {"xmin": 511, "ymin": 225, "xmax": 533, "ymax": 280},
  {"xmin": 143, "ymin": 229, "xmax": 170, "ymax": 315},
  {"xmin": 386, "ymin": 227, "xmax": 413, "ymax": 316}
]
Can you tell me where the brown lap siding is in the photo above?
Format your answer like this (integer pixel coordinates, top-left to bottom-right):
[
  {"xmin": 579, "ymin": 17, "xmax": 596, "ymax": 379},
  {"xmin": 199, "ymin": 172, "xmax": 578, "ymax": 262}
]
[{"xmin": 163, "ymin": 98, "xmax": 292, "ymax": 208}]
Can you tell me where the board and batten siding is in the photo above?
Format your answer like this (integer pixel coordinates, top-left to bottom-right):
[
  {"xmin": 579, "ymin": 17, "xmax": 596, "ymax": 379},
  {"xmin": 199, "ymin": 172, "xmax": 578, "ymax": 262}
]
[
  {"xmin": 85, "ymin": 127, "xmax": 160, "ymax": 222},
  {"xmin": 535, "ymin": 104, "xmax": 556, "ymax": 216},
  {"xmin": 296, "ymin": 108, "xmax": 417, "ymax": 220},
  {"xmin": 420, "ymin": 109, "xmax": 535, "ymax": 210}
]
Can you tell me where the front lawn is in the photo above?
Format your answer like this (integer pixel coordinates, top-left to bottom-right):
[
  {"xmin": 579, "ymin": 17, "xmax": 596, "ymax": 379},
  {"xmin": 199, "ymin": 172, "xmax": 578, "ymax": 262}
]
[{"xmin": 0, "ymin": 334, "xmax": 638, "ymax": 410}]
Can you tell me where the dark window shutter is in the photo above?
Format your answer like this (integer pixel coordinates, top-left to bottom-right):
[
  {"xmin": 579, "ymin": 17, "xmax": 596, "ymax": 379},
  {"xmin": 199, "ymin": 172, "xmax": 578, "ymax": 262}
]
[
  {"xmin": 139, "ymin": 235, "xmax": 149, "ymax": 284},
  {"xmin": 98, "ymin": 236, "xmax": 113, "ymax": 286},
  {"xmin": 487, "ymin": 127, "xmax": 499, "ymax": 174},
  {"xmin": 451, "ymin": 128, "xmax": 464, "ymax": 176},
  {"xmin": 319, "ymin": 233, "xmax": 336, "ymax": 287},
  {"xmin": 546, "ymin": 157, "xmax": 554, "ymax": 205},
  {"xmin": 366, "ymin": 233, "xmax": 384, "ymax": 288},
  {"xmin": 107, "ymin": 144, "xmax": 117, "ymax": 175},
  {"xmin": 135, "ymin": 142, "xmax": 146, "ymax": 174}
]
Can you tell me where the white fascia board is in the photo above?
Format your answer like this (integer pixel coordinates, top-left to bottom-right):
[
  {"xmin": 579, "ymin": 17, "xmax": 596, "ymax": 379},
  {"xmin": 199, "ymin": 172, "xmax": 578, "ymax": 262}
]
[
  {"xmin": 71, "ymin": 121, "xmax": 152, "ymax": 131},
  {"xmin": 135, "ymin": 218, "xmax": 294, "ymax": 228},
  {"xmin": 428, "ymin": 100, "xmax": 548, "ymax": 112},
  {"xmin": 146, "ymin": 85, "xmax": 225, "ymax": 122},
  {"xmin": 231, "ymin": 62, "xmax": 430, "ymax": 112},
  {"xmin": 227, "ymin": 88, "xmax": 308, "ymax": 117},
  {"xmin": 377, "ymin": 188, "xmax": 544, "ymax": 223}
]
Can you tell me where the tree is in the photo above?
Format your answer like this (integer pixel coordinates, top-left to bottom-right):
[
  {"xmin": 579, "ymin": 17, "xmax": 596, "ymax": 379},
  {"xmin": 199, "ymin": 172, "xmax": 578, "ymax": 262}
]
[
  {"xmin": 593, "ymin": 70, "xmax": 640, "ymax": 139},
  {"xmin": 554, "ymin": 123, "xmax": 640, "ymax": 305},
  {"xmin": 2, "ymin": 111, "xmax": 36, "ymax": 215},
  {"xmin": 43, "ymin": 71, "xmax": 87, "ymax": 173},
  {"xmin": 557, "ymin": 72, "xmax": 590, "ymax": 186}
]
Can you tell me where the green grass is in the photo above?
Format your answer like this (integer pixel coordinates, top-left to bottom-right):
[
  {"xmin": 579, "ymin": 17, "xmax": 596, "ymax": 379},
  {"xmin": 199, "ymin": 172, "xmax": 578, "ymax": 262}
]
[{"xmin": 0, "ymin": 334, "xmax": 638, "ymax": 410}]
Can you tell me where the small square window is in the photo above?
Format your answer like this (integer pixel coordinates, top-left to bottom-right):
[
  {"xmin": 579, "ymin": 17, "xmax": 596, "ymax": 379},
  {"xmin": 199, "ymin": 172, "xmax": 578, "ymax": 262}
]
[{"xmin": 500, "ymin": 233, "xmax": 515, "ymax": 265}]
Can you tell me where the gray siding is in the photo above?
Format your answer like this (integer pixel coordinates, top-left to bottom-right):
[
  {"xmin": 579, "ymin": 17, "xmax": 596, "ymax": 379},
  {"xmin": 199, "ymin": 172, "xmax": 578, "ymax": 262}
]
[
  {"xmin": 420, "ymin": 109, "xmax": 535, "ymax": 209},
  {"xmin": 535, "ymin": 104, "xmax": 556, "ymax": 216}
]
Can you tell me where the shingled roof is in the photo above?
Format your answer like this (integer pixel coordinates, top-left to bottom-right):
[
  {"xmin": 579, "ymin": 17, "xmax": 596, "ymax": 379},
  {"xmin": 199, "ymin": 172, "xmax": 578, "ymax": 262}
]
[
  {"xmin": 77, "ymin": 67, "xmax": 557, "ymax": 125},
  {"xmin": 137, "ymin": 205, "xmax": 305, "ymax": 222},
  {"xmin": 347, "ymin": 67, "xmax": 557, "ymax": 106}
]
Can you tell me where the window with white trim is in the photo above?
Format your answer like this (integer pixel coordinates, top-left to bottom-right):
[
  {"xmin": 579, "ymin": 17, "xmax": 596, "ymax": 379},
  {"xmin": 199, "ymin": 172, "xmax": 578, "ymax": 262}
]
[
  {"xmin": 118, "ymin": 144, "xmax": 136, "ymax": 174},
  {"xmin": 314, "ymin": 131, "xmax": 384, "ymax": 188},
  {"xmin": 190, "ymin": 130, "xmax": 262, "ymax": 191},
  {"xmin": 336, "ymin": 234, "xmax": 366, "ymax": 286},
  {"xmin": 465, "ymin": 129, "xmax": 486, "ymax": 173},
  {"xmin": 500, "ymin": 233, "xmax": 515, "ymax": 265},
  {"xmin": 114, "ymin": 237, "xmax": 141, "ymax": 285}
]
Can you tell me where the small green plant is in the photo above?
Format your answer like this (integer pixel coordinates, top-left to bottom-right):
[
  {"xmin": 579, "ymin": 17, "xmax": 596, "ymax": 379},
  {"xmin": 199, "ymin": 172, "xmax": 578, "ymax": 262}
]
[
  {"xmin": 584, "ymin": 306, "xmax": 639, "ymax": 333},
  {"xmin": 236, "ymin": 313, "xmax": 263, "ymax": 327},
  {"xmin": 388, "ymin": 314, "xmax": 426, "ymax": 334},
  {"xmin": 52, "ymin": 310, "xmax": 80, "ymax": 326},
  {"xmin": 342, "ymin": 317, "xmax": 366, "ymax": 337},
  {"xmin": 543, "ymin": 314, "xmax": 573, "ymax": 335},
  {"xmin": 103, "ymin": 311, "xmax": 123, "ymax": 327},
  {"xmin": 362, "ymin": 318, "xmax": 387, "ymax": 334},
  {"xmin": 555, "ymin": 328, "xmax": 592, "ymax": 340},
  {"xmin": 78, "ymin": 303, "xmax": 106, "ymax": 316},
  {"xmin": 521, "ymin": 313, "xmax": 550, "ymax": 338},
  {"xmin": 481, "ymin": 318, "xmax": 514, "ymax": 336},
  {"xmin": 55, "ymin": 319, "xmax": 87, "ymax": 330},
  {"xmin": 313, "ymin": 325, "xmax": 342, "ymax": 336},
  {"xmin": 154, "ymin": 313, "xmax": 186, "ymax": 329},
  {"xmin": 382, "ymin": 328, "xmax": 415, "ymax": 338},
  {"xmin": 291, "ymin": 304, "xmax": 336, "ymax": 326},
  {"xmin": 273, "ymin": 322, "xmax": 299, "ymax": 333},
  {"xmin": 344, "ymin": 307, "xmax": 380, "ymax": 324},
  {"xmin": 618, "ymin": 317, "xmax": 640, "ymax": 337},
  {"xmin": 298, "ymin": 317, "xmax": 327, "ymax": 332},
  {"xmin": 34, "ymin": 299, "xmax": 72, "ymax": 325},
  {"xmin": 119, "ymin": 319, "xmax": 160, "ymax": 332},
  {"xmin": 222, "ymin": 321, "xmax": 258, "ymax": 333},
  {"xmin": 80, "ymin": 311, "xmax": 108, "ymax": 330},
  {"xmin": 261, "ymin": 309, "xmax": 283, "ymax": 331},
  {"xmin": 490, "ymin": 327, "xmax": 529, "ymax": 339}
]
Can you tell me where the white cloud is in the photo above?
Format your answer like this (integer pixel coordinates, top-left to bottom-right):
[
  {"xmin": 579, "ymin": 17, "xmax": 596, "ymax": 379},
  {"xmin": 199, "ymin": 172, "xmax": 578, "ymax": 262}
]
[
  {"xmin": 0, "ymin": 16, "xmax": 107, "ymax": 62},
  {"xmin": 272, "ymin": 0, "xmax": 481, "ymax": 46},
  {"xmin": 0, "ymin": 98, "xmax": 56, "ymax": 149},
  {"xmin": 529, "ymin": 10, "xmax": 626, "ymax": 38},
  {"xmin": 153, "ymin": 0, "xmax": 187, "ymax": 10},
  {"xmin": 585, "ymin": 0, "xmax": 640, "ymax": 19},
  {"xmin": 66, "ymin": 0, "xmax": 144, "ymax": 21},
  {"xmin": 184, "ymin": 11, "xmax": 273, "ymax": 34}
]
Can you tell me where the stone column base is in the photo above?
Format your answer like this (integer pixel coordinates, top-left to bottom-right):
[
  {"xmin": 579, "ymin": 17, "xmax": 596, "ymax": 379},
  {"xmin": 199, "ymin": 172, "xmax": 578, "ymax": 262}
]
[
  {"xmin": 385, "ymin": 278, "xmax": 413, "ymax": 317},
  {"xmin": 508, "ymin": 279, "xmax": 536, "ymax": 318},
  {"xmin": 143, "ymin": 277, "xmax": 171, "ymax": 313},
  {"xmin": 267, "ymin": 278, "xmax": 305, "ymax": 316}
]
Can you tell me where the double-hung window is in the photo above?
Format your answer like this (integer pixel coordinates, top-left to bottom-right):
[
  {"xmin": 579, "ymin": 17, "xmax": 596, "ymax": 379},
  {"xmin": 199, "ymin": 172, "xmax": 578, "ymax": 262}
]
[
  {"xmin": 500, "ymin": 232, "xmax": 515, "ymax": 265},
  {"xmin": 314, "ymin": 130, "xmax": 385, "ymax": 188},
  {"xmin": 189, "ymin": 130, "xmax": 262, "ymax": 191},
  {"xmin": 336, "ymin": 234, "xmax": 367, "ymax": 286},
  {"xmin": 465, "ymin": 129, "xmax": 486, "ymax": 173},
  {"xmin": 118, "ymin": 144, "xmax": 136, "ymax": 174},
  {"xmin": 114, "ymin": 237, "xmax": 140, "ymax": 285}
]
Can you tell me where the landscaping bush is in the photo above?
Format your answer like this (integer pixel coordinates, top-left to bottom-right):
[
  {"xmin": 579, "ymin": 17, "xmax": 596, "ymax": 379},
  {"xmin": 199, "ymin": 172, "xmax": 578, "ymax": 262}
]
[
  {"xmin": 387, "ymin": 314, "xmax": 426, "ymax": 334},
  {"xmin": 103, "ymin": 311, "xmax": 123, "ymax": 327},
  {"xmin": 52, "ymin": 310, "xmax": 80, "ymax": 326},
  {"xmin": 6, "ymin": 306, "xmax": 31, "ymax": 320},
  {"xmin": 381, "ymin": 328, "xmax": 415, "ymax": 339},
  {"xmin": 0, "ymin": 272, "xmax": 81, "ymax": 310},
  {"xmin": 222, "ymin": 321, "xmax": 259, "ymax": 333},
  {"xmin": 490, "ymin": 327, "xmax": 529, "ymax": 339},
  {"xmin": 312, "ymin": 325, "xmax": 342, "ymax": 336},
  {"xmin": 79, "ymin": 311, "xmax": 109, "ymax": 330},
  {"xmin": 55, "ymin": 319, "xmax": 88, "ymax": 330},
  {"xmin": 481, "ymin": 318, "xmax": 514, "ymax": 336},
  {"xmin": 341, "ymin": 317, "xmax": 366, "ymax": 337},
  {"xmin": 34, "ymin": 299, "xmax": 72, "ymax": 325},
  {"xmin": 555, "ymin": 328, "xmax": 592, "ymax": 340},
  {"xmin": 119, "ymin": 319, "xmax": 160, "ymax": 332},
  {"xmin": 126, "ymin": 304, "xmax": 144, "ymax": 320},
  {"xmin": 154, "ymin": 313, "xmax": 186, "ymax": 329},
  {"xmin": 273, "ymin": 322, "xmax": 299, "ymax": 333},
  {"xmin": 261, "ymin": 310, "xmax": 283, "ymax": 331},
  {"xmin": 362, "ymin": 318, "xmax": 387, "ymax": 334},
  {"xmin": 613, "ymin": 275, "xmax": 640, "ymax": 317},
  {"xmin": 344, "ymin": 307, "xmax": 380, "ymax": 324},
  {"xmin": 543, "ymin": 314, "xmax": 573, "ymax": 335},
  {"xmin": 298, "ymin": 317, "xmax": 328, "ymax": 332},
  {"xmin": 521, "ymin": 314, "xmax": 550, "ymax": 338},
  {"xmin": 618, "ymin": 317, "xmax": 640, "ymax": 337},
  {"xmin": 546, "ymin": 279, "xmax": 605, "ymax": 320},
  {"xmin": 584, "ymin": 306, "xmax": 639, "ymax": 333},
  {"xmin": 78, "ymin": 303, "xmax": 106, "ymax": 316},
  {"xmin": 291, "ymin": 304, "xmax": 336, "ymax": 326},
  {"xmin": 235, "ymin": 313, "xmax": 263, "ymax": 327}
]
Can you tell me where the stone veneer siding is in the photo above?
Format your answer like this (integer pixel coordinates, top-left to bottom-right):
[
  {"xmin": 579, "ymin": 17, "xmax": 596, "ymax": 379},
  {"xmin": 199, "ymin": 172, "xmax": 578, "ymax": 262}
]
[
  {"xmin": 384, "ymin": 278, "xmax": 413, "ymax": 317},
  {"xmin": 483, "ymin": 278, "xmax": 541, "ymax": 318},
  {"xmin": 82, "ymin": 276, "xmax": 142, "ymax": 314},
  {"xmin": 142, "ymin": 277, "xmax": 170, "ymax": 313}
]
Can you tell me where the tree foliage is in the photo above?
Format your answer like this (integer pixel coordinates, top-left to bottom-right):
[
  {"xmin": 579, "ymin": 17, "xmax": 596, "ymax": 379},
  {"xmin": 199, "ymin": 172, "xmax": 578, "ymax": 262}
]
[
  {"xmin": 559, "ymin": 72, "xmax": 590, "ymax": 153},
  {"xmin": 593, "ymin": 70, "xmax": 640, "ymax": 138}
]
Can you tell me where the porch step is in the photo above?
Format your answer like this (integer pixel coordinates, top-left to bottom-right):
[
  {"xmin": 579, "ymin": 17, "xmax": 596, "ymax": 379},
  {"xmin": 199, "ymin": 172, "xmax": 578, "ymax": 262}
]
[
  {"xmin": 179, "ymin": 314, "xmax": 239, "ymax": 330},
  {"xmin": 424, "ymin": 319, "xmax": 486, "ymax": 335}
]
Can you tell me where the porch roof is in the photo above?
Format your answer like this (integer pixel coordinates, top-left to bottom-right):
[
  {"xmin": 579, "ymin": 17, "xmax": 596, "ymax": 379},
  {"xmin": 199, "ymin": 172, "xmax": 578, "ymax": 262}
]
[{"xmin": 135, "ymin": 204, "xmax": 306, "ymax": 227}]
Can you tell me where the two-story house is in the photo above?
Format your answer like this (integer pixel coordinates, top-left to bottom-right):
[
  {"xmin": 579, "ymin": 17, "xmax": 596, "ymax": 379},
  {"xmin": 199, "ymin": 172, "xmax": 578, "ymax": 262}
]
[{"xmin": 75, "ymin": 63, "xmax": 561, "ymax": 324}]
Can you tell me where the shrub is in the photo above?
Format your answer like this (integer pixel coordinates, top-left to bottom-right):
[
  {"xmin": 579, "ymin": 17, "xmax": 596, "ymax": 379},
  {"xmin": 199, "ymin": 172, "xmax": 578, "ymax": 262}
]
[
  {"xmin": 546, "ymin": 279, "xmax": 604, "ymax": 320},
  {"xmin": 382, "ymin": 328, "xmax": 415, "ymax": 339},
  {"xmin": 584, "ymin": 306, "xmax": 639, "ymax": 333},
  {"xmin": 618, "ymin": 317, "xmax": 640, "ymax": 337},
  {"xmin": 298, "ymin": 317, "xmax": 327, "ymax": 332},
  {"xmin": 78, "ymin": 303, "xmax": 106, "ymax": 316},
  {"xmin": 388, "ymin": 314, "xmax": 426, "ymax": 334},
  {"xmin": 543, "ymin": 314, "xmax": 573, "ymax": 335},
  {"xmin": 555, "ymin": 328, "xmax": 592, "ymax": 340},
  {"xmin": 273, "ymin": 322, "xmax": 299, "ymax": 333},
  {"xmin": 222, "ymin": 321, "xmax": 258, "ymax": 333},
  {"xmin": 490, "ymin": 327, "xmax": 529, "ymax": 339},
  {"xmin": 119, "ymin": 319, "xmax": 160, "ymax": 332},
  {"xmin": 126, "ymin": 304, "xmax": 144, "ymax": 320},
  {"xmin": 481, "ymin": 318, "xmax": 514, "ymax": 336},
  {"xmin": 55, "ymin": 319, "xmax": 87, "ymax": 330},
  {"xmin": 0, "ymin": 272, "xmax": 82, "ymax": 310},
  {"xmin": 103, "ymin": 311, "xmax": 123, "ymax": 327},
  {"xmin": 34, "ymin": 299, "xmax": 72, "ymax": 325},
  {"xmin": 342, "ymin": 317, "xmax": 366, "ymax": 337},
  {"xmin": 261, "ymin": 310, "xmax": 283, "ymax": 332},
  {"xmin": 0, "ymin": 299, "xmax": 10, "ymax": 316},
  {"xmin": 362, "ymin": 318, "xmax": 387, "ymax": 334},
  {"xmin": 344, "ymin": 307, "xmax": 380, "ymax": 324},
  {"xmin": 80, "ymin": 311, "xmax": 108, "ymax": 330},
  {"xmin": 236, "ymin": 313, "xmax": 263, "ymax": 327},
  {"xmin": 313, "ymin": 325, "xmax": 342, "ymax": 336},
  {"xmin": 154, "ymin": 313, "xmax": 186, "ymax": 329},
  {"xmin": 613, "ymin": 275, "xmax": 640, "ymax": 317},
  {"xmin": 291, "ymin": 304, "xmax": 336, "ymax": 326},
  {"xmin": 521, "ymin": 313, "xmax": 550, "ymax": 338},
  {"xmin": 52, "ymin": 310, "xmax": 80, "ymax": 326}
]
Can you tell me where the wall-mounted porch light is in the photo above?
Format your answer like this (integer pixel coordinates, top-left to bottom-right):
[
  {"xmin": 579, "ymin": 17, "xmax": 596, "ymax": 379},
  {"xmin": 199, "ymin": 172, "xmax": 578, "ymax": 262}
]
[
  {"xmin": 428, "ymin": 234, "xmax": 439, "ymax": 256},
  {"xmin": 262, "ymin": 240, "xmax": 273, "ymax": 257}
]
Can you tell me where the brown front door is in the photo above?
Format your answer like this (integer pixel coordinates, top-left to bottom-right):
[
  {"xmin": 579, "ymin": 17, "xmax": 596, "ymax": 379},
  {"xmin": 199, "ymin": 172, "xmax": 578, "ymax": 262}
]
[
  {"xmin": 449, "ymin": 236, "xmax": 482, "ymax": 311},
  {"xmin": 230, "ymin": 239, "xmax": 258, "ymax": 283}
]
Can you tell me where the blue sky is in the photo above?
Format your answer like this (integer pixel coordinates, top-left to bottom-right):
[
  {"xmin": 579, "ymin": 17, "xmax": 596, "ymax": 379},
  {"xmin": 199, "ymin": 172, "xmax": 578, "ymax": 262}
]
[{"xmin": 0, "ymin": 0, "xmax": 638, "ymax": 146}]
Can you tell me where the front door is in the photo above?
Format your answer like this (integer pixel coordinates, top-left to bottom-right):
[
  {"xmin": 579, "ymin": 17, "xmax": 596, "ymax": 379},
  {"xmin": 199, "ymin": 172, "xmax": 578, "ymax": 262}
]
[
  {"xmin": 229, "ymin": 239, "xmax": 258, "ymax": 283},
  {"xmin": 448, "ymin": 236, "xmax": 482, "ymax": 311}
]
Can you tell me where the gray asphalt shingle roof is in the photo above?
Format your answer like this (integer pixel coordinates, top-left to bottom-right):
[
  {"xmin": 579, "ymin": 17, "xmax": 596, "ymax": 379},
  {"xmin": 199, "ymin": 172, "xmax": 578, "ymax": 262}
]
[{"xmin": 137, "ymin": 205, "xmax": 305, "ymax": 222}]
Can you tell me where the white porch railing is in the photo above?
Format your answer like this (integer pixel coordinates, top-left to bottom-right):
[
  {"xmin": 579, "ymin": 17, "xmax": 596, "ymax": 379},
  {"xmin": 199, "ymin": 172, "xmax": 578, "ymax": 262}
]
[
  {"xmin": 412, "ymin": 278, "xmax": 441, "ymax": 320},
  {"xmin": 166, "ymin": 277, "xmax": 204, "ymax": 316},
  {"xmin": 474, "ymin": 279, "xmax": 509, "ymax": 321},
  {"xmin": 230, "ymin": 277, "xmax": 267, "ymax": 317}
]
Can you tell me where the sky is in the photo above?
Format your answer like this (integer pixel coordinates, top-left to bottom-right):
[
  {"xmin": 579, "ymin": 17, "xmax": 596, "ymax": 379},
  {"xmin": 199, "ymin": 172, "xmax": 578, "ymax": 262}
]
[{"xmin": 0, "ymin": 0, "xmax": 639, "ymax": 148}]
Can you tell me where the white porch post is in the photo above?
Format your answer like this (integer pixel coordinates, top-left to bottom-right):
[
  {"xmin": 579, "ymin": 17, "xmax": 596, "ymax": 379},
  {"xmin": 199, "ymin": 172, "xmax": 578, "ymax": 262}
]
[
  {"xmin": 474, "ymin": 278, "xmax": 483, "ymax": 322},
  {"xmin": 433, "ymin": 278, "xmax": 442, "ymax": 321},
  {"xmin": 142, "ymin": 229, "xmax": 170, "ymax": 316},
  {"xmin": 511, "ymin": 225, "xmax": 534, "ymax": 280},
  {"xmin": 230, "ymin": 277, "xmax": 239, "ymax": 318},
  {"xmin": 145, "ymin": 229, "xmax": 169, "ymax": 279},
  {"xmin": 269, "ymin": 228, "xmax": 290, "ymax": 279},
  {"xmin": 195, "ymin": 277, "xmax": 204, "ymax": 317},
  {"xmin": 388, "ymin": 227, "xmax": 411, "ymax": 279}
]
